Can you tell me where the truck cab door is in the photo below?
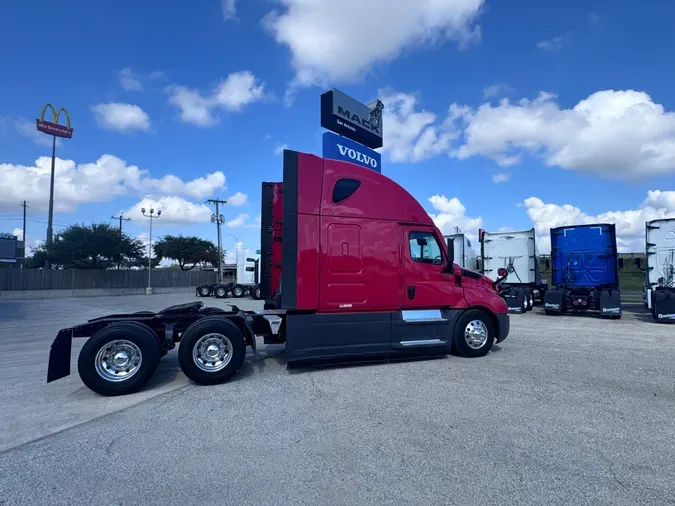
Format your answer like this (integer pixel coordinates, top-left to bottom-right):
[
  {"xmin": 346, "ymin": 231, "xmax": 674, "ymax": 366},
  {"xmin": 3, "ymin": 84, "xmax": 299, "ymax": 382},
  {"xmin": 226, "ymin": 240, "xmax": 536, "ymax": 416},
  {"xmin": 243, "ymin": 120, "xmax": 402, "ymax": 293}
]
[{"xmin": 401, "ymin": 226, "xmax": 465, "ymax": 309}]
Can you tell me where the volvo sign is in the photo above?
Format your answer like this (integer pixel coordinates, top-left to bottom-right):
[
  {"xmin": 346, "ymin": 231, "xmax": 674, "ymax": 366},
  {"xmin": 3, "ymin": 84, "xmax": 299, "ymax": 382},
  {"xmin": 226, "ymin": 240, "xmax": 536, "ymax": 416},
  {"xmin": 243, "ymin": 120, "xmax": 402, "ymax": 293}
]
[
  {"xmin": 322, "ymin": 132, "xmax": 381, "ymax": 173},
  {"xmin": 321, "ymin": 89, "xmax": 383, "ymax": 150}
]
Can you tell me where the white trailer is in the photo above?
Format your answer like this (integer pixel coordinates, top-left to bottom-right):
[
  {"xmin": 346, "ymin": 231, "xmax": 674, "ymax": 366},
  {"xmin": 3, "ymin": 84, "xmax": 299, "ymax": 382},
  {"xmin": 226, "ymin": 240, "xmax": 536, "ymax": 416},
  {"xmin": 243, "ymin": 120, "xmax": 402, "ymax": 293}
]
[
  {"xmin": 639, "ymin": 218, "xmax": 675, "ymax": 323},
  {"xmin": 480, "ymin": 228, "xmax": 547, "ymax": 313},
  {"xmin": 444, "ymin": 233, "xmax": 478, "ymax": 270}
]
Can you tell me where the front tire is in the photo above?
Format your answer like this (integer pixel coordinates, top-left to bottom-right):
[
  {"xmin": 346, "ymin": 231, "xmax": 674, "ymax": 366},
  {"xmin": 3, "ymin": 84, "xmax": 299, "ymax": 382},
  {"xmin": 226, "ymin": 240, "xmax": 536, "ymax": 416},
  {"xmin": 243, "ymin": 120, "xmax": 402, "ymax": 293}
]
[
  {"xmin": 178, "ymin": 317, "xmax": 247, "ymax": 385},
  {"xmin": 453, "ymin": 309, "xmax": 495, "ymax": 358},
  {"xmin": 78, "ymin": 322, "xmax": 162, "ymax": 396}
]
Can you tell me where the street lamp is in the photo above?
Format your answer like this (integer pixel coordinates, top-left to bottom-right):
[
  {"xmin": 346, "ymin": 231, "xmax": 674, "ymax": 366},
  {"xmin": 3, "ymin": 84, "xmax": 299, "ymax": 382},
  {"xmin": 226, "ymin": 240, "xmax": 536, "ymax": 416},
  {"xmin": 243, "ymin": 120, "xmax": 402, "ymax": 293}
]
[{"xmin": 141, "ymin": 207, "xmax": 161, "ymax": 294}]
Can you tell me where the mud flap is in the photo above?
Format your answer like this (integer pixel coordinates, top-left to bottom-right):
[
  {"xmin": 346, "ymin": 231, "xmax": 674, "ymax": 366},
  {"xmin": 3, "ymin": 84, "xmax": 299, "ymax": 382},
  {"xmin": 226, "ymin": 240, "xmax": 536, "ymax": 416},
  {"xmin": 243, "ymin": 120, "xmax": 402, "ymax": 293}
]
[
  {"xmin": 599, "ymin": 289, "xmax": 622, "ymax": 319},
  {"xmin": 47, "ymin": 328, "xmax": 73, "ymax": 382},
  {"xmin": 653, "ymin": 290, "xmax": 675, "ymax": 323},
  {"xmin": 543, "ymin": 290, "xmax": 565, "ymax": 314},
  {"xmin": 503, "ymin": 293, "xmax": 524, "ymax": 314}
]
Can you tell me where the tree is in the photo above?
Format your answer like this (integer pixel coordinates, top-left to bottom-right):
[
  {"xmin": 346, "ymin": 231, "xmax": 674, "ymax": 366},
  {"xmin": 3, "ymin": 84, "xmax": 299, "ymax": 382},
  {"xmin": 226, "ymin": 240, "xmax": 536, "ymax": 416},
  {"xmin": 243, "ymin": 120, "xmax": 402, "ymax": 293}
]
[
  {"xmin": 153, "ymin": 235, "xmax": 218, "ymax": 271},
  {"xmin": 30, "ymin": 223, "xmax": 145, "ymax": 269}
]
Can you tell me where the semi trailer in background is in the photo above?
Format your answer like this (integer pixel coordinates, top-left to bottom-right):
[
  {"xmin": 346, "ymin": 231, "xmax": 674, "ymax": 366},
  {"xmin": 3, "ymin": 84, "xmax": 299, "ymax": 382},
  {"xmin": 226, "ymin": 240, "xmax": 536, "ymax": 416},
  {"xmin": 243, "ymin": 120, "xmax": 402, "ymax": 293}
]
[
  {"xmin": 543, "ymin": 223, "xmax": 623, "ymax": 318},
  {"xmin": 479, "ymin": 228, "xmax": 547, "ymax": 314},
  {"xmin": 47, "ymin": 150, "xmax": 511, "ymax": 396},
  {"xmin": 444, "ymin": 233, "xmax": 477, "ymax": 270},
  {"xmin": 638, "ymin": 218, "xmax": 675, "ymax": 323}
]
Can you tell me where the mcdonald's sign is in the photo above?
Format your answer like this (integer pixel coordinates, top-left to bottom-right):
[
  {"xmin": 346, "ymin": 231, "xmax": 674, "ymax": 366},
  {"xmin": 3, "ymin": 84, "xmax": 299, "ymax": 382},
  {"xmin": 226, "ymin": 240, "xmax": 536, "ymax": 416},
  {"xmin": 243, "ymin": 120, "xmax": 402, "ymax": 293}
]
[{"xmin": 36, "ymin": 104, "xmax": 73, "ymax": 139}]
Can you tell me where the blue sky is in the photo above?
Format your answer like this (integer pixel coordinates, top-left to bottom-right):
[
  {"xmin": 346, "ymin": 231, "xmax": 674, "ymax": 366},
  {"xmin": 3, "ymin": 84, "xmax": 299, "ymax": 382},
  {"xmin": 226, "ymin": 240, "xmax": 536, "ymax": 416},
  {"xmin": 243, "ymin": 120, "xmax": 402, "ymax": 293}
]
[{"xmin": 1, "ymin": 0, "xmax": 675, "ymax": 257}]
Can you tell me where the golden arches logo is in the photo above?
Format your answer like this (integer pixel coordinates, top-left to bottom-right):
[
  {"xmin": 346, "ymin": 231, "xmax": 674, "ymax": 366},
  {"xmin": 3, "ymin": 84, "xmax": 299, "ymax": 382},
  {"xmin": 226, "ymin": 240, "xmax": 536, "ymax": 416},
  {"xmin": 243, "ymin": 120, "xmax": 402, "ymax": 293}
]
[
  {"xmin": 39, "ymin": 104, "xmax": 72, "ymax": 129},
  {"xmin": 36, "ymin": 103, "xmax": 74, "ymax": 139}
]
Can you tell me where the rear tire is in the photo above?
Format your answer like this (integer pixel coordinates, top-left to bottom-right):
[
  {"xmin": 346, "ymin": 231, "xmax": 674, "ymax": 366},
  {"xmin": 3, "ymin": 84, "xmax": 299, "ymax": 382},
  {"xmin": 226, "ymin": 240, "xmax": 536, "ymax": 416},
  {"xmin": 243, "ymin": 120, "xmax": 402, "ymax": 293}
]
[
  {"xmin": 527, "ymin": 291, "xmax": 534, "ymax": 311},
  {"xmin": 251, "ymin": 286, "xmax": 261, "ymax": 300},
  {"xmin": 214, "ymin": 286, "xmax": 228, "ymax": 298},
  {"xmin": 198, "ymin": 285, "xmax": 212, "ymax": 297},
  {"xmin": 452, "ymin": 309, "xmax": 495, "ymax": 358},
  {"xmin": 78, "ymin": 322, "xmax": 162, "ymax": 396},
  {"xmin": 178, "ymin": 317, "xmax": 247, "ymax": 385},
  {"xmin": 232, "ymin": 284, "xmax": 245, "ymax": 298}
]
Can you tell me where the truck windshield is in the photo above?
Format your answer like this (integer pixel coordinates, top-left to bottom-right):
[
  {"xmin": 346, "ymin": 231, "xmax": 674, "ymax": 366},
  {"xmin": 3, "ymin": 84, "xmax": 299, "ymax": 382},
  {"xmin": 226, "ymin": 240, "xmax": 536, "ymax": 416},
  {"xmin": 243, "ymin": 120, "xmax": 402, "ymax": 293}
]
[{"xmin": 409, "ymin": 231, "xmax": 443, "ymax": 265}]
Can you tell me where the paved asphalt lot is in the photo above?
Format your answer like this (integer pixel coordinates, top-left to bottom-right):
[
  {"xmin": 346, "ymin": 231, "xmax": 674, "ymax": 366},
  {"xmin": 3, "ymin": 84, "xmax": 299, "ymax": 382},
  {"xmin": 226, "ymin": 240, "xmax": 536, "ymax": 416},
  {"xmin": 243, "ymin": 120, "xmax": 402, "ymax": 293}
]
[{"xmin": 1, "ymin": 294, "xmax": 674, "ymax": 505}]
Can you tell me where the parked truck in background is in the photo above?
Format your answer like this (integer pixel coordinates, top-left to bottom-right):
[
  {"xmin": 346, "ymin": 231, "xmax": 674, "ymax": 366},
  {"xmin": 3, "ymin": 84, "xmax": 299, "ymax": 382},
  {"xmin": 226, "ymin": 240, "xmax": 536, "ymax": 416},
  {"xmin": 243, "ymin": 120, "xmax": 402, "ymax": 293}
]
[
  {"xmin": 543, "ymin": 223, "xmax": 623, "ymax": 318},
  {"xmin": 444, "ymin": 233, "xmax": 478, "ymax": 270},
  {"xmin": 195, "ymin": 255, "xmax": 262, "ymax": 299},
  {"xmin": 479, "ymin": 228, "xmax": 547, "ymax": 314},
  {"xmin": 47, "ymin": 150, "xmax": 511, "ymax": 396},
  {"xmin": 637, "ymin": 218, "xmax": 675, "ymax": 323}
]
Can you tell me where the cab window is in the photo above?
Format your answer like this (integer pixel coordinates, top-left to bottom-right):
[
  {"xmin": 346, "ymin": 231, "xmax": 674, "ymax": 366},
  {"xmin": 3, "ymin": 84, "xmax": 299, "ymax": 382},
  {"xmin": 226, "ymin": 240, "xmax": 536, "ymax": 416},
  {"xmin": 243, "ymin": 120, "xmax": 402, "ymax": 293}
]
[{"xmin": 409, "ymin": 232, "xmax": 443, "ymax": 265}]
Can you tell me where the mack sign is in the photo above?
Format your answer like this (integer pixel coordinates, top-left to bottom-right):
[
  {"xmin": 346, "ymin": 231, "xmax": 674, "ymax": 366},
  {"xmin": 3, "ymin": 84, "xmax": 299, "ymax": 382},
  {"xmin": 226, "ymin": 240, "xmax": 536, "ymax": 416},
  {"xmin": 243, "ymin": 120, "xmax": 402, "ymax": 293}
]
[
  {"xmin": 322, "ymin": 132, "xmax": 381, "ymax": 173},
  {"xmin": 320, "ymin": 89, "xmax": 383, "ymax": 150}
]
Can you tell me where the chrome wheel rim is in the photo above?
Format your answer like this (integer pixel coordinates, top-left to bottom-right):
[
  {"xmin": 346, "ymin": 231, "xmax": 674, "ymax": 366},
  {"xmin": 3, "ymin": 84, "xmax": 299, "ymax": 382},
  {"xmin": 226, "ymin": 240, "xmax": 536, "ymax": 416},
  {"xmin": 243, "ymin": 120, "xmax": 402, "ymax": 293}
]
[
  {"xmin": 464, "ymin": 320, "xmax": 489, "ymax": 349},
  {"xmin": 192, "ymin": 333, "xmax": 233, "ymax": 372},
  {"xmin": 216, "ymin": 288, "xmax": 226, "ymax": 297},
  {"xmin": 233, "ymin": 287, "xmax": 243, "ymax": 296},
  {"xmin": 95, "ymin": 340, "xmax": 143, "ymax": 382},
  {"xmin": 200, "ymin": 287, "xmax": 210, "ymax": 296}
]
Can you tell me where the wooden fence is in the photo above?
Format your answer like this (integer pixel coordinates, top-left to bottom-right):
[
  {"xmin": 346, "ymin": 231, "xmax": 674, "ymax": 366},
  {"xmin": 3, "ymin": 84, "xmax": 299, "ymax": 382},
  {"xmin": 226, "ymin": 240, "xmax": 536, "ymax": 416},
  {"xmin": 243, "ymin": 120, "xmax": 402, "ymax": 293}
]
[{"xmin": 0, "ymin": 269, "xmax": 219, "ymax": 291}]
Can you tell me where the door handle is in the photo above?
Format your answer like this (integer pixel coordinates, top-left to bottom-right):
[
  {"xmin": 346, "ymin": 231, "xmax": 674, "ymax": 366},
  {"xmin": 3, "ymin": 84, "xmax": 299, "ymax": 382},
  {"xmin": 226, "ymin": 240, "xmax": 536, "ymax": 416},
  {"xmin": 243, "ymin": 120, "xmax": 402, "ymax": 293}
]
[{"xmin": 407, "ymin": 285, "xmax": 415, "ymax": 299}]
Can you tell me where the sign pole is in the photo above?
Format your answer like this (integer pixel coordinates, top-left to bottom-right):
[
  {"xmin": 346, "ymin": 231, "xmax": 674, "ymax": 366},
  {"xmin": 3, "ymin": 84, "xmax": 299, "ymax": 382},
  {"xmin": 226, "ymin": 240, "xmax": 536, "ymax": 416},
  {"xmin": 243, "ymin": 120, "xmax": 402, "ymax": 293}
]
[{"xmin": 46, "ymin": 134, "xmax": 56, "ymax": 259}]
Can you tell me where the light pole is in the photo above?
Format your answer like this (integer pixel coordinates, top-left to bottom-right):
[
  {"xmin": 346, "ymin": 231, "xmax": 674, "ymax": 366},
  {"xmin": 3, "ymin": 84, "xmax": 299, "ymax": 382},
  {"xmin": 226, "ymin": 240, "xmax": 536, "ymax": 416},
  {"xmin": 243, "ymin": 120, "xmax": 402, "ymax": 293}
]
[
  {"xmin": 230, "ymin": 234, "xmax": 241, "ymax": 269},
  {"xmin": 141, "ymin": 207, "xmax": 161, "ymax": 294},
  {"xmin": 207, "ymin": 199, "xmax": 227, "ymax": 282}
]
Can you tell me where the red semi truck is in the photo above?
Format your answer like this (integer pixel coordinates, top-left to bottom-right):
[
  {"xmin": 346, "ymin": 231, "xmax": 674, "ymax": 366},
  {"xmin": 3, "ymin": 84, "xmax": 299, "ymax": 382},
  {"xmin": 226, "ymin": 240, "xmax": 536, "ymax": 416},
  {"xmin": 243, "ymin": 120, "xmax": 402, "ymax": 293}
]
[{"xmin": 47, "ymin": 150, "xmax": 510, "ymax": 396}]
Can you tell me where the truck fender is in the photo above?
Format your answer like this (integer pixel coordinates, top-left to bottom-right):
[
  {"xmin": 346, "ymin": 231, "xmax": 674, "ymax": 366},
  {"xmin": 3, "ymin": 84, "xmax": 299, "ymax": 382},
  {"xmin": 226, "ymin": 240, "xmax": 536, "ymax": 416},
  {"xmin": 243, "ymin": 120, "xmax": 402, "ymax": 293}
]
[
  {"xmin": 467, "ymin": 306, "xmax": 509, "ymax": 343},
  {"xmin": 47, "ymin": 328, "xmax": 73, "ymax": 383}
]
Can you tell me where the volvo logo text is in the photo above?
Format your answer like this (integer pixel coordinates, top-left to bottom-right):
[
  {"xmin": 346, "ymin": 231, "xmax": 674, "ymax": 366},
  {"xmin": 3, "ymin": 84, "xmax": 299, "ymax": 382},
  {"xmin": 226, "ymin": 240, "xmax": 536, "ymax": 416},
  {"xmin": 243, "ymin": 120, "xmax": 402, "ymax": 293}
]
[{"xmin": 336, "ymin": 144, "xmax": 378, "ymax": 168}]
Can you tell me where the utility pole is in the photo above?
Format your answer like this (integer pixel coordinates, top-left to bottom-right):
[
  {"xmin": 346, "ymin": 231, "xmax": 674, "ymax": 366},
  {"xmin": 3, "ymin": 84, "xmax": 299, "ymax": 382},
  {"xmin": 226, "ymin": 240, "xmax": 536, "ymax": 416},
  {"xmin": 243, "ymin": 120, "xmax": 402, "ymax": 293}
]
[
  {"xmin": 207, "ymin": 199, "xmax": 227, "ymax": 282},
  {"xmin": 111, "ymin": 212, "xmax": 131, "ymax": 236},
  {"xmin": 141, "ymin": 208, "xmax": 161, "ymax": 293},
  {"xmin": 20, "ymin": 201, "xmax": 29, "ymax": 242}
]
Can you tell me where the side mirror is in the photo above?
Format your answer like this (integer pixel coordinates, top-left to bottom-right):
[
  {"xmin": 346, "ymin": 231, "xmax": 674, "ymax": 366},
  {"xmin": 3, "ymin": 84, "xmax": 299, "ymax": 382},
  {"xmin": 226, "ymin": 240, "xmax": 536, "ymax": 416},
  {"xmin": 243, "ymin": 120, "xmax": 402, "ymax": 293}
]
[
  {"xmin": 545, "ymin": 259, "xmax": 550, "ymax": 270},
  {"xmin": 635, "ymin": 257, "xmax": 641, "ymax": 269},
  {"xmin": 245, "ymin": 267, "xmax": 255, "ymax": 272},
  {"xmin": 618, "ymin": 258, "xmax": 624, "ymax": 270},
  {"xmin": 416, "ymin": 238, "xmax": 428, "ymax": 246},
  {"xmin": 446, "ymin": 238, "xmax": 455, "ymax": 264},
  {"xmin": 246, "ymin": 257, "xmax": 256, "ymax": 262},
  {"xmin": 498, "ymin": 268, "xmax": 508, "ymax": 277}
]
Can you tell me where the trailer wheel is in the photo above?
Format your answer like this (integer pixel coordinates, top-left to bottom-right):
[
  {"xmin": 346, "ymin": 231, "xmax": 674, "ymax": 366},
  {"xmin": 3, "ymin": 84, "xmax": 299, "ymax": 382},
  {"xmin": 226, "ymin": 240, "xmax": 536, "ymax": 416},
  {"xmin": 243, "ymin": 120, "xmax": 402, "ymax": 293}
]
[
  {"xmin": 232, "ymin": 284, "xmax": 245, "ymax": 298},
  {"xmin": 77, "ymin": 322, "xmax": 162, "ymax": 396},
  {"xmin": 178, "ymin": 317, "xmax": 247, "ymax": 385},
  {"xmin": 198, "ymin": 285, "xmax": 213, "ymax": 297},
  {"xmin": 452, "ymin": 309, "xmax": 494, "ymax": 358},
  {"xmin": 214, "ymin": 286, "xmax": 228, "ymax": 298}
]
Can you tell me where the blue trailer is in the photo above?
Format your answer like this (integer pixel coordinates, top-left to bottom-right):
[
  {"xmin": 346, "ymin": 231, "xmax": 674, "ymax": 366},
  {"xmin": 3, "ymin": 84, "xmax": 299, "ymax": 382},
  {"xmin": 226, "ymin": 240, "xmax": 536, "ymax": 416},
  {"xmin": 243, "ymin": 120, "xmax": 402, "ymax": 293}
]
[{"xmin": 543, "ymin": 223, "xmax": 624, "ymax": 318}]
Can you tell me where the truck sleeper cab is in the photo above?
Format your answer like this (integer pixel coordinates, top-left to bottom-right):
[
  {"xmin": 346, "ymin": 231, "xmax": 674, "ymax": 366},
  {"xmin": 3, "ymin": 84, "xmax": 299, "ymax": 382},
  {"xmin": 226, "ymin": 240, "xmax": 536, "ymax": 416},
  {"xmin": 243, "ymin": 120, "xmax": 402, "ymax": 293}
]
[
  {"xmin": 261, "ymin": 150, "xmax": 510, "ymax": 367},
  {"xmin": 543, "ymin": 223, "xmax": 623, "ymax": 319},
  {"xmin": 639, "ymin": 218, "xmax": 675, "ymax": 323},
  {"xmin": 47, "ymin": 150, "xmax": 510, "ymax": 397}
]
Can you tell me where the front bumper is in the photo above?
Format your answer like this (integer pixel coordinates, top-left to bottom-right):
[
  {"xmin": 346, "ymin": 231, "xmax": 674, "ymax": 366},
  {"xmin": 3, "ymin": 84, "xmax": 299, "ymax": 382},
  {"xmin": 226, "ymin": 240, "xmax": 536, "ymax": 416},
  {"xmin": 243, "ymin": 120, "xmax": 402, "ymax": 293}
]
[{"xmin": 496, "ymin": 313, "xmax": 510, "ymax": 343}]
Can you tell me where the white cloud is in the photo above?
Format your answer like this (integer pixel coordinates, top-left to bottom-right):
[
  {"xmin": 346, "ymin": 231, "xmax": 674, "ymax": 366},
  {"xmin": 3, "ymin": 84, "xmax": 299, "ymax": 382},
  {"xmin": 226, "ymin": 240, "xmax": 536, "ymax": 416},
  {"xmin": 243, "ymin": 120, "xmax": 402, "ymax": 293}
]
[
  {"xmin": 537, "ymin": 36, "xmax": 564, "ymax": 52},
  {"xmin": 221, "ymin": 0, "xmax": 237, "ymax": 20},
  {"xmin": 379, "ymin": 90, "xmax": 458, "ymax": 163},
  {"xmin": 524, "ymin": 190, "xmax": 675, "ymax": 253},
  {"xmin": 483, "ymin": 84, "xmax": 510, "ymax": 99},
  {"xmin": 91, "ymin": 103, "xmax": 151, "ymax": 132},
  {"xmin": 15, "ymin": 118, "xmax": 62, "ymax": 147},
  {"xmin": 12, "ymin": 228, "xmax": 23, "ymax": 241},
  {"xmin": 427, "ymin": 195, "xmax": 483, "ymax": 243},
  {"xmin": 449, "ymin": 89, "xmax": 675, "ymax": 177},
  {"xmin": 225, "ymin": 213, "xmax": 260, "ymax": 229},
  {"xmin": 274, "ymin": 143, "xmax": 288, "ymax": 155},
  {"xmin": 125, "ymin": 196, "xmax": 213, "ymax": 226},
  {"xmin": 492, "ymin": 172, "xmax": 511, "ymax": 184},
  {"xmin": 167, "ymin": 71, "xmax": 267, "ymax": 127},
  {"xmin": 263, "ymin": 0, "xmax": 484, "ymax": 87},
  {"xmin": 118, "ymin": 68, "xmax": 143, "ymax": 91},
  {"xmin": 227, "ymin": 192, "xmax": 248, "ymax": 206},
  {"xmin": 0, "ymin": 155, "xmax": 226, "ymax": 212}
]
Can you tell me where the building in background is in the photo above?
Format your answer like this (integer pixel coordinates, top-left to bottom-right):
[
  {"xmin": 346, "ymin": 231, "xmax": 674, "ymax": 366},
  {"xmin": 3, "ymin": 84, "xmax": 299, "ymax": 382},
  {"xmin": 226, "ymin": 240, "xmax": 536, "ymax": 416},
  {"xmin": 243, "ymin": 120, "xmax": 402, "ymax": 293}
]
[{"xmin": 0, "ymin": 233, "xmax": 25, "ymax": 268}]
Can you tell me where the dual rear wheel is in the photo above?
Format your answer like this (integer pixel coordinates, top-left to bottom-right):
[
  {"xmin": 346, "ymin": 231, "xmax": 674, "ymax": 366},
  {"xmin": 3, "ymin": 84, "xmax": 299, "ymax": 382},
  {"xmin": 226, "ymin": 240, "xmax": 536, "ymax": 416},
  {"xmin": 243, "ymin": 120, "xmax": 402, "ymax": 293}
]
[{"xmin": 78, "ymin": 317, "xmax": 248, "ymax": 396}]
